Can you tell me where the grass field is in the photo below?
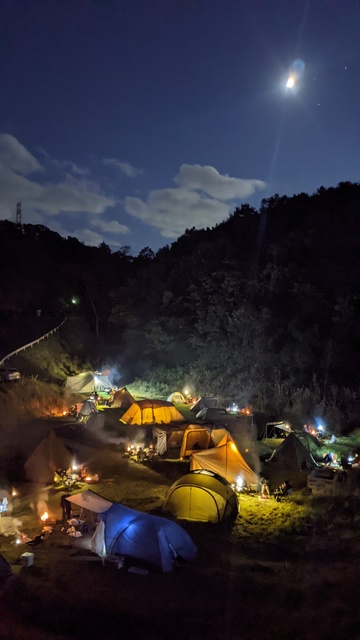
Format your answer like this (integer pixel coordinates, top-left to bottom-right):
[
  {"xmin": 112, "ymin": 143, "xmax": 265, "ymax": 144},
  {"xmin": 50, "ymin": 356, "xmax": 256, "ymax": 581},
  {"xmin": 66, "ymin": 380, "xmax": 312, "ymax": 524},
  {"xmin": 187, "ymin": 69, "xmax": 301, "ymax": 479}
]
[{"xmin": 1, "ymin": 415, "xmax": 360, "ymax": 640}]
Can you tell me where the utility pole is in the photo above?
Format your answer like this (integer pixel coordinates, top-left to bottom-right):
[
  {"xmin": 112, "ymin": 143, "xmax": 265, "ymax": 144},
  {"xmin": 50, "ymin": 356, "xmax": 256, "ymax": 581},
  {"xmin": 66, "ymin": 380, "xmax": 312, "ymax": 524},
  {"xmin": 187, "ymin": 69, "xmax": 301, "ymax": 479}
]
[{"xmin": 16, "ymin": 201, "xmax": 22, "ymax": 225}]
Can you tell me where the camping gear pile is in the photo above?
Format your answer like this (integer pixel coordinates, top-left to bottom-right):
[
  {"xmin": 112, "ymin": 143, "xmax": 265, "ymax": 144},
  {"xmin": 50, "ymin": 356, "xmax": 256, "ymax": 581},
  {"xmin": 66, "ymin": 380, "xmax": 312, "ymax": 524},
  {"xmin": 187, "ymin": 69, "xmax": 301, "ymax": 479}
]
[
  {"xmin": 68, "ymin": 399, "xmax": 97, "ymax": 422},
  {"xmin": 124, "ymin": 445, "xmax": 155, "ymax": 463},
  {"xmin": 54, "ymin": 465, "xmax": 99, "ymax": 488}
]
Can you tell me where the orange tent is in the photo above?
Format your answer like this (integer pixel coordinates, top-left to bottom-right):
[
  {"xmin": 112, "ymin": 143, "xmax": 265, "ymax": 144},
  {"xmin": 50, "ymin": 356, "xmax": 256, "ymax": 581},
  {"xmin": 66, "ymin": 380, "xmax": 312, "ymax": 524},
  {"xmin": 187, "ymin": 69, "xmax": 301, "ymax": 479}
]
[
  {"xmin": 190, "ymin": 432, "xmax": 258, "ymax": 489},
  {"xmin": 120, "ymin": 399, "xmax": 184, "ymax": 425}
]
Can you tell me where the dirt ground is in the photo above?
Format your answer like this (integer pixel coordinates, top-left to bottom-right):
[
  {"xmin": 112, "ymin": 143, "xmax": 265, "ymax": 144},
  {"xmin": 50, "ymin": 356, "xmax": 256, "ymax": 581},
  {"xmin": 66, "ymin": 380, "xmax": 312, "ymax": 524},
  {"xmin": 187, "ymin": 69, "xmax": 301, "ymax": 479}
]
[{"xmin": 1, "ymin": 419, "xmax": 360, "ymax": 640}]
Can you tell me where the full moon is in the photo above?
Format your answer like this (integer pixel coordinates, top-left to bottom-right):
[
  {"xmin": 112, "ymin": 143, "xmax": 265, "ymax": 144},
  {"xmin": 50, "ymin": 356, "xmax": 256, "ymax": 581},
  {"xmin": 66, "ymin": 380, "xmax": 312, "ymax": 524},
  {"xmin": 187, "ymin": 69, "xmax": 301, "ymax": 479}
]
[{"xmin": 286, "ymin": 76, "xmax": 295, "ymax": 89}]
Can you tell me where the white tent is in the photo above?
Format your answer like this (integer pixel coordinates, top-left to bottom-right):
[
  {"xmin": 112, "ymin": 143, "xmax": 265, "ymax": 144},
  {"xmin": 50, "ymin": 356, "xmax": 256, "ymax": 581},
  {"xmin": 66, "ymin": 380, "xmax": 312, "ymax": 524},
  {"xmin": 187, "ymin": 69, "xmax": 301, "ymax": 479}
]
[
  {"xmin": 65, "ymin": 371, "xmax": 113, "ymax": 394},
  {"xmin": 167, "ymin": 392, "xmax": 185, "ymax": 403}
]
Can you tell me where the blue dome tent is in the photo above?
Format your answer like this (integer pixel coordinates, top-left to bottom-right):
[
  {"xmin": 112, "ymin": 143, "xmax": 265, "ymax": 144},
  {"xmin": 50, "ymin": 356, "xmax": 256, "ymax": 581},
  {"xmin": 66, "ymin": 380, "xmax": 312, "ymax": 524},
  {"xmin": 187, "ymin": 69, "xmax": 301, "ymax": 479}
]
[
  {"xmin": 67, "ymin": 491, "xmax": 197, "ymax": 573},
  {"xmin": 102, "ymin": 503, "xmax": 197, "ymax": 573}
]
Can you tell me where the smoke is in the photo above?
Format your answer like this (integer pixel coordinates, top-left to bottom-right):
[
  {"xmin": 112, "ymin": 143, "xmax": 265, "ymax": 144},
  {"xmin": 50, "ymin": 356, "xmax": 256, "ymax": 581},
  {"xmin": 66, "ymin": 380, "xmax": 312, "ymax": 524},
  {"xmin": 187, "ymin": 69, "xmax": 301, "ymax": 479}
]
[
  {"xmin": 30, "ymin": 487, "xmax": 50, "ymax": 518},
  {"xmin": 98, "ymin": 362, "xmax": 123, "ymax": 387}
]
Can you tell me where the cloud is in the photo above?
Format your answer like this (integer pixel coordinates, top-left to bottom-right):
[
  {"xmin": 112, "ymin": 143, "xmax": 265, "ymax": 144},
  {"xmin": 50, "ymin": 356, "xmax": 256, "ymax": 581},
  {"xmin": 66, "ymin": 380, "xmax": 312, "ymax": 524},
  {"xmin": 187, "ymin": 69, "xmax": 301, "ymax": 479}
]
[
  {"xmin": 0, "ymin": 133, "xmax": 42, "ymax": 175},
  {"xmin": 125, "ymin": 187, "xmax": 231, "ymax": 238},
  {"xmin": 124, "ymin": 164, "xmax": 265, "ymax": 238},
  {"xmin": 103, "ymin": 158, "xmax": 143, "ymax": 178},
  {"xmin": 174, "ymin": 163, "xmax": 266, "ymax": 200},
  {"xmin": 0, "ymin": 134, "xmax": 116, "ymax": 220},
  {"xmin": 91, "ymin": 218, "xmax": 130, "ymax": 235}
]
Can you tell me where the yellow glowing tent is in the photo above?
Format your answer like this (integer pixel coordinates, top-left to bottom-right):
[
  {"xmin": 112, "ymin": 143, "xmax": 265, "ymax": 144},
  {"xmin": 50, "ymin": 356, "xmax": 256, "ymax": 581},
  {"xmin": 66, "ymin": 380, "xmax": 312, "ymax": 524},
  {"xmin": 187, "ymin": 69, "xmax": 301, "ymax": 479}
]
[
  {"xmin": 120, "ymin": 399, "xmax": 184, "ymax": 425},
  {"xmin": 162, "ymin": 470, "xmax": 238, "ymax": 523},
  {"xmin": 179, "ymin": 425, "xmax": 211, "ymax": 458},
  {"xmin": 190, "ymin": 433, "xmax": 258, "ymax": 489}
]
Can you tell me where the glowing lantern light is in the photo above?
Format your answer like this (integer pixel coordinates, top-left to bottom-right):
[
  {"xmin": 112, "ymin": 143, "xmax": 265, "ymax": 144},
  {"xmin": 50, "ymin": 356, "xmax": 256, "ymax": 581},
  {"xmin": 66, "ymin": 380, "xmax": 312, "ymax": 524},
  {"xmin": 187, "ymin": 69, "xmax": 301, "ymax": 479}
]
[
  {"xmin": 0, "ymin": 497, "xmax": 8, "ymax": 513},
  {"xmin": 233, "ymin": 476, "xmax": 245, "ymax": 493}
]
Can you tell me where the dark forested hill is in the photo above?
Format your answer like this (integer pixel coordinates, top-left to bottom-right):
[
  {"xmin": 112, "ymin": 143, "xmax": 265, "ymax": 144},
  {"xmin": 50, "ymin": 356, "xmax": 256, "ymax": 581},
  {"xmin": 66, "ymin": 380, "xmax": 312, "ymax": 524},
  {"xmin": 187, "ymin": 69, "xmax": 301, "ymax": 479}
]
[{"xmin": 1, "ymin": 181, "xmax": 360, "ymax": 431}]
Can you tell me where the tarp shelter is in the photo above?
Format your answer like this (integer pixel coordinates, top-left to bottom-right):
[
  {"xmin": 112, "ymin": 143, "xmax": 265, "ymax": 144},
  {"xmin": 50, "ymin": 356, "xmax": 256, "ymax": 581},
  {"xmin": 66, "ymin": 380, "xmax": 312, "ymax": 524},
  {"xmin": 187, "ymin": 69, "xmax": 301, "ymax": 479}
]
[
  {"xmin": 120, "ymin": 399, "xmax": 184, "ymax": 425},
  {"xmin": 0, "ymin": 554, "xmax": 12, "ymax": 583},
  {"xmin": 259, "ymin": 422, "xmax": 292, "ymax": 439},
  {"xmin": 190, "ymin": 433, "xmax": 258, "ymax": 489},
  {"xmin": 24, "ymin": 430, "xmax": 73, "ymax": 484},
  {"xmin": 191, "ymin": 396, "xmax": 218, "ymax": 413},
  {"xmin": 267, "ymin": 433, "xmax": 318, "ymax": 471},
  {"xmin": 163, "ymin": 470, "xmax": 238, "ymax": 523},
  {"xmin": 167, "ymin": 392, "xmax": 185, "ymax": 403},
  {"xmin": 97, "ymin": 503, "xmax": 197, "ymax": 572},
  {"xmin": 65, "ymin": 371, "xmax": 113, "ymax": 395},
  {"xmin": 111, "ymin": 387, "xmax": 135, "ymax": 409},
  {"xmin": 66, "ymin": 490, "xmax": 113, "ymax": 514}
]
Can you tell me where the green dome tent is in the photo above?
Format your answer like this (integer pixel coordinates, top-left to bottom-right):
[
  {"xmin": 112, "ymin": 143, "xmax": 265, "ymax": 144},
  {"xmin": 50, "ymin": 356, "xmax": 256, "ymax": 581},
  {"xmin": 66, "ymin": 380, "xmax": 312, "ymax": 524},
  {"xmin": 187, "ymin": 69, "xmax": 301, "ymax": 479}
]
[
  {"xmin": 267, "ymin": 432, "xmax": 318, "ymax": 470},
  {"xmin": 163, "ymin": 470, "xmax": 238, "ymax": 523}
]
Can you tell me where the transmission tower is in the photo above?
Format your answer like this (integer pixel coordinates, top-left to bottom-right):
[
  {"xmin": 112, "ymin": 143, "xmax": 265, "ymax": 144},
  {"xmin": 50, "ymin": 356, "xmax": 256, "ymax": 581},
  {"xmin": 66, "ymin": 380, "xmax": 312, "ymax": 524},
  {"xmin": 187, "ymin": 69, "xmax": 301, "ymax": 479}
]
[{"xmin": 16, "ymin": 201, "xmax": 22, "ymax": 225}]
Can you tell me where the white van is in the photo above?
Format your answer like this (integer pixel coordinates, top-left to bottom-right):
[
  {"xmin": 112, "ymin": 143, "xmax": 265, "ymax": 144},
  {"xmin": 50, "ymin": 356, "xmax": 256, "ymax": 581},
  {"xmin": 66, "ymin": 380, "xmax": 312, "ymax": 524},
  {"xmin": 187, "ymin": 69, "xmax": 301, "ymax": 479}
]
[{"xmin": 0, "ymin": 367, "xmax": 21, "ymax": 382}]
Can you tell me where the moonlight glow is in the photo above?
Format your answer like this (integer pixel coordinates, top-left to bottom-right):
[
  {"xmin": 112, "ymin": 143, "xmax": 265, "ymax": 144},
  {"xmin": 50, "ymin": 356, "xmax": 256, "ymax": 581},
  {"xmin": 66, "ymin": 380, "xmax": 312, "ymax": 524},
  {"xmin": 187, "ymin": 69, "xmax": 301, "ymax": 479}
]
[{"xmin": 286, "ymin": 76, "xmax": 295, "ymax": 88}]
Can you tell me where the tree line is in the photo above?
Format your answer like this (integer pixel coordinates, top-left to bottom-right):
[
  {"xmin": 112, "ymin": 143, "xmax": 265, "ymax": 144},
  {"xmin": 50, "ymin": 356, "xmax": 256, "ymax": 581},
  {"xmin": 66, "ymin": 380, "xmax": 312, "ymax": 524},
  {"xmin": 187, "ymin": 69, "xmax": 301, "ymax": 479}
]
[{"xmin": 1, "ymin": 181, "xmax": 360, "ymax": 432}]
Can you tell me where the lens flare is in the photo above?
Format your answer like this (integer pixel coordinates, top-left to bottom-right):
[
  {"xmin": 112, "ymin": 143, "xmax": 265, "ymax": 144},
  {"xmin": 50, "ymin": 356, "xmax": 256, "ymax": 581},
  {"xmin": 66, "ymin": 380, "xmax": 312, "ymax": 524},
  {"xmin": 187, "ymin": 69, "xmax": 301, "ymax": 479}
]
[{"xmin": 285, "ymin": 59, "xmax": 305, "ymax": 91}]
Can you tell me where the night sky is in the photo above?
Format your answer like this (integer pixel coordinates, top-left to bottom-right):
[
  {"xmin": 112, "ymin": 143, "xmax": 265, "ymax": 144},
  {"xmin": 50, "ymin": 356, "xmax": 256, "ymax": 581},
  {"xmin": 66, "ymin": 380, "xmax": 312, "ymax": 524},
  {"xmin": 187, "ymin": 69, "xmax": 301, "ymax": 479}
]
[{"xmin": 1, "ymin": 0, "xmax": 359, "ymax": 254}]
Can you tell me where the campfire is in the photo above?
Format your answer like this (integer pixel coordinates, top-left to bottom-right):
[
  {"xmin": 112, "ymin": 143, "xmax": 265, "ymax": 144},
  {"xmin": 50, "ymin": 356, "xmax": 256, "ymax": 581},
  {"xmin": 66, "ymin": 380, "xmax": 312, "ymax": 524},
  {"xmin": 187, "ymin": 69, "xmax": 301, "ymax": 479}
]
[{"xmin": 41, "ymin": 512, "xmax": 49, "ymax": 522}]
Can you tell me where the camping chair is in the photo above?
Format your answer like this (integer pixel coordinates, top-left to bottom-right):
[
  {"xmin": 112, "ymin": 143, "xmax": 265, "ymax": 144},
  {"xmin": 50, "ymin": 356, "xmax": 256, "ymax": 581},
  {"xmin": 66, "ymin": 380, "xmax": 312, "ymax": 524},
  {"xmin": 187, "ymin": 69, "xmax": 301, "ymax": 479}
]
[{"xmin": 274, "ymin": 483, "xmax": 292, "ymax": 502}]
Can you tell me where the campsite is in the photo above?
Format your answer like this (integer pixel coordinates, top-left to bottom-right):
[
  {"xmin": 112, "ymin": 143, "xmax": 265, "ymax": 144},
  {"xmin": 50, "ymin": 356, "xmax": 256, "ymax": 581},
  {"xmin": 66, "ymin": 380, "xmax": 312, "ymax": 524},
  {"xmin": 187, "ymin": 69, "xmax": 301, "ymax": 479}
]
[{"xmin": 1, "ymin": 388, "xmax": 360, "ymax": 640}]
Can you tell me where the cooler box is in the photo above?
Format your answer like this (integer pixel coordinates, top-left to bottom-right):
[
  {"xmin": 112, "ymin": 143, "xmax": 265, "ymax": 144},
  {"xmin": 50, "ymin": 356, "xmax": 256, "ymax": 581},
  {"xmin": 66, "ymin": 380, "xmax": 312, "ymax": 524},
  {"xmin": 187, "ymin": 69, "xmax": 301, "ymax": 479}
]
[{"xmin": 20, "ymin": 552, "xmax": 34, "ymax": 567}]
